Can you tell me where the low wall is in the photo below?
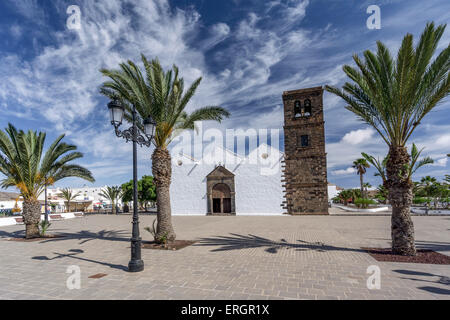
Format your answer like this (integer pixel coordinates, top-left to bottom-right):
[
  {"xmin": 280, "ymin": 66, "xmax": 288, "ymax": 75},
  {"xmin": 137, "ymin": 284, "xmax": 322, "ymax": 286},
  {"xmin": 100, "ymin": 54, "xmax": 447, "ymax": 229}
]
[
  {"xmin": 0, "ymin": 212, "xmax": 84, "ymax": 227},
  {"xmin": 410, "ymin": 208, "xmax": 450, "ymax": 215},
  {"xmin": 335, "ymin": 205, "xmax": 389, "ymax": 213}
]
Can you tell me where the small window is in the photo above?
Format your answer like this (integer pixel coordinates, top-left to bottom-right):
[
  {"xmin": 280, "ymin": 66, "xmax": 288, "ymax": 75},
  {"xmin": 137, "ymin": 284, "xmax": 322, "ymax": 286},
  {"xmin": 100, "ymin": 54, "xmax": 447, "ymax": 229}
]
[
  {"xmin": 299, "ymin": 135, "xmax": 309, "ymax": 147},
  {"xmin": 294, "ymin": 101, "xmax": 302, "ymax": 118}
]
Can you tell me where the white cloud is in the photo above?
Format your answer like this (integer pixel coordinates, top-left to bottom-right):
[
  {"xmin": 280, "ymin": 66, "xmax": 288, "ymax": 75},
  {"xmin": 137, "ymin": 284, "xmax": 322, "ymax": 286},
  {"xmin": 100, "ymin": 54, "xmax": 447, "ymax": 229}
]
[
  {"xmin": 2, "ymin": 0, "xmax": 448, "ymax": 186},
  {"xmin": 432, "ymin": 157, "xmax": 448, "ymax": 167},
  {"xmin": 341, "ymin": 128, "xmax": 375, "ymax": 145},
  {"xmin": 332, "ymin": 167, "xmax": 356, "ymax": 176}
]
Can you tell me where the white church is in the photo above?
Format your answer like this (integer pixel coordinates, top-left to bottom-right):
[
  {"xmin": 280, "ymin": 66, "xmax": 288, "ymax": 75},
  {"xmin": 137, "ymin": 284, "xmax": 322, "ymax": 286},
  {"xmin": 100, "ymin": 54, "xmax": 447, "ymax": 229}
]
[{"xmin": 170, "ymin": 143, "xmax": 338, "ymax": 216}]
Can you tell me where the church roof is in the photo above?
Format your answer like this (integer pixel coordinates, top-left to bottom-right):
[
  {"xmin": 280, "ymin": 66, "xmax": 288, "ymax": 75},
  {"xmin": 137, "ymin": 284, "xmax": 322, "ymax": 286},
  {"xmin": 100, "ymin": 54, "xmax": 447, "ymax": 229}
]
[
  {"xmin": 173, "ymin": 143, "xmax": 284, "ymax": 165},
  {"xmin": 206, "ymin": 165, "xmax": 235, "ymax": 178}
]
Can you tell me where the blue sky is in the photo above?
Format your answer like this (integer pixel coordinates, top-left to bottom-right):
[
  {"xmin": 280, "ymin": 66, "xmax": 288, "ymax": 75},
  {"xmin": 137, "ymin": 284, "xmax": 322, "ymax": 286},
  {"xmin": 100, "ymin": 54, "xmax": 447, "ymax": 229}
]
[{"xmin": 0, "ymin": 0, "xmax": 449, "ymax": 190}]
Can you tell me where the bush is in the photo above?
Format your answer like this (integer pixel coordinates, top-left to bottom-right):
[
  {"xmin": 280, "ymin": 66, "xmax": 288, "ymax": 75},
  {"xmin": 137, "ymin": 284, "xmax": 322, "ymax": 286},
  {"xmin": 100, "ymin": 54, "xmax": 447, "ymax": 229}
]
[
  {"xmin": 413, "ymin": 197, "xmax": 431, "ymax": 205},
  {"xmin": 39, "ymin": 221, "xmax": 51, "ymax": 236},
  {"xmin": 354, "ymin": 198, "xmax": 376, "ymax": 209}
]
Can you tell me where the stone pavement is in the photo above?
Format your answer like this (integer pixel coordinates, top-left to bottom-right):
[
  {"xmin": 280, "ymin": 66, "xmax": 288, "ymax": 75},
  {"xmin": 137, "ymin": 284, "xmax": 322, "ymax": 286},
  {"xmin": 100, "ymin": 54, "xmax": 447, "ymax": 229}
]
[{"xmin": 0, "ymin": 214, "xmax": 449, "ymax": 300}]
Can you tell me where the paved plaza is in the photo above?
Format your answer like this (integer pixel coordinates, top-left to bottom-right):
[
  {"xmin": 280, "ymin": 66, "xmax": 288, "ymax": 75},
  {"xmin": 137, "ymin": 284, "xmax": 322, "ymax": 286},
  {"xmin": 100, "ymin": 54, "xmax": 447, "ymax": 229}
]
[{"xmin": 0, "ymin": 213, "xmax": 449, "ymax": 300}]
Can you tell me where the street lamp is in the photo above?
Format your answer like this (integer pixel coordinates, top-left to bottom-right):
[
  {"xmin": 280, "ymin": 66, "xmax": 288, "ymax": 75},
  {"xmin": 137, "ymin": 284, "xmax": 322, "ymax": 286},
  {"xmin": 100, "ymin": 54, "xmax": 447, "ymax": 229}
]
[
  {"xmin": 107, "ymin": 99, "xmax": 156, "ymax": 273},
  {"xmin": 44, "ymin": 176, "xmax": 48, "ymax": 223}
]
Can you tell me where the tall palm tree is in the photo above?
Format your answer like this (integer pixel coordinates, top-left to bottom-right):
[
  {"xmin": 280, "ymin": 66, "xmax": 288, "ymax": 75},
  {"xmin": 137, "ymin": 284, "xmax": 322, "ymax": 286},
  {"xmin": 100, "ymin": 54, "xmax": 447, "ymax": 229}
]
[
  {"xmin": 100, "ymin": 55, "xmax": 230, "ymax": 242},
  {"xmin": 352, "ymin": 158, "xmax": 370, "ymax": 199},
  {"xmin": 326, "ymin": 22, "xmax": 450, "ymax": 255},
  {"xmin": 99, "ymin": 186, "xmax": 123, "ymax": 215},
  {"xmin": 0, "ymin": 124, "xmax": 95, "ymax": 238},
  {"xmin": 60, "ymin": 188, "xmax": 81, "ymax": 213}
]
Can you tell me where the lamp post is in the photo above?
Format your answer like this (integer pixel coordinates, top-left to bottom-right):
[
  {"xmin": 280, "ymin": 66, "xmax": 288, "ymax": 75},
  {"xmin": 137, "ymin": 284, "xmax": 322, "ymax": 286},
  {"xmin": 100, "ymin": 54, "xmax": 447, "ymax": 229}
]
[
  {"xmin": 107, "ymin": 99, "xmax": 156, "ymax": 273},
  {"xmin": 44, "ymin": 176, "xmax": 48, "ymax": 223}
]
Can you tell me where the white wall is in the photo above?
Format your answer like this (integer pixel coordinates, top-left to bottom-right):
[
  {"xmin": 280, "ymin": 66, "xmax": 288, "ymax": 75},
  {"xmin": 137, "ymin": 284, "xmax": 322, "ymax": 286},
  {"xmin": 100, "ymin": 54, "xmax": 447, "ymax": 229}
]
[
  {"xmin": 0, "ymin": 201, "xmax": 20, "ymax": 210},
  {"xmin": 170, "ymin": 144, "xmax": 284, "ymax": 216},
  {"xmin": 328, "ymin": 185, "xmax": 339, "ymax": 201}
]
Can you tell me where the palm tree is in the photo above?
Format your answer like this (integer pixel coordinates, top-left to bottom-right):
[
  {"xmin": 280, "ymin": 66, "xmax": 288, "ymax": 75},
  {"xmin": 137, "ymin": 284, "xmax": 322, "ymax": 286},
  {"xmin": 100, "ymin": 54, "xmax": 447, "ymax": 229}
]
[
  {"xmin": 0, "ymin": 124, "xmax": 95, "ymax": 238},
  {"xmin": 352, "ymin": 158, "xmax": 370, "ymax": 199},
  {"xmin": 408, "ymin": 143, "xmax": 434, "ymax": 178},
  {"xmin": 376, "ymin": 185, "xmax": 388, "ymax": 203},
  {"xmin": 362, "ymin": 153, "xmax": 388, "ymax": 184},
  {"xmin": 60, "ymin": 188, "xmax": 81, "ymax": 213},
  {"xmin": 363, "ymin": 182, "xmax": 372, "ymax": 198},
  {"xmin": 100, "ymin": 55, "xmax": 230, "ymax": 242},
  {"xmin": 362, "ymin": 143, "xmax": 433, "ymax": 186},
  {"xmin": 99, "ymin": 186, "xmax": 123, "ymax": 215},
  {"xmin": 419, "ymin": 176, "xmax": 438, "ymax": 198},
  {"xmin": 326, "ymin": 22, "xmax": 450, "ymax": 255}
]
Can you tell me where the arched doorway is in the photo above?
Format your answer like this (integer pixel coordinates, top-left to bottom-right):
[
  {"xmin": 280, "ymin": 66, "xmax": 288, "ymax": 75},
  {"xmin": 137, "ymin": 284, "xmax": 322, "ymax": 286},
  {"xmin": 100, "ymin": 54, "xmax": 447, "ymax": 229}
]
[
  {"xmin": 212, "ymin": 183, "xmax": 232, "ymax": 214},
  {"xmin": 206, "ymin": 166, "xmax": 236, "ymax": 215}
]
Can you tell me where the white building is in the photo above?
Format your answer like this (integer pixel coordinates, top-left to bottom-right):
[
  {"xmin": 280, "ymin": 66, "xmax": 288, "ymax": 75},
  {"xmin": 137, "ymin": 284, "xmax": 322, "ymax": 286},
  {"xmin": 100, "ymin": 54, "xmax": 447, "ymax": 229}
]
[
  {"xmin": 38, "ymin": 186, "xmax": 121, "ymax": 212},
  {"xmin": 171, "ymin": 143, "xmax": 336, "ymax": 216}
]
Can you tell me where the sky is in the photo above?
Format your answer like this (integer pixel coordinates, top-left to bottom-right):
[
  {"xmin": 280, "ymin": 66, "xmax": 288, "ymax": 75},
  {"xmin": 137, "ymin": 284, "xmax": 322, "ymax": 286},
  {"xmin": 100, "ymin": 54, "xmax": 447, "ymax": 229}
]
[{"xmin": 0, "ymin": 0, "xmax": 449, "ymax": 190}]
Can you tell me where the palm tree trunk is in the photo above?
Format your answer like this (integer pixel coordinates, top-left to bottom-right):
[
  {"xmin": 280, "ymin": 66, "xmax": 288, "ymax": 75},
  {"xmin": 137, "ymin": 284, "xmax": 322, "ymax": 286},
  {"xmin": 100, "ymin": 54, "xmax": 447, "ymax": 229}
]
[
  {"xmin": 112, "ymin": 201, "xmax": 116, "ymax": 215},
  {"xmin": 152, "ymin": 147, "xmax": 176, "ymax": 242},
  {"xmin": 22, "ymin": 199, "xmax": 41, "ymax": 239},
  {"xmin": 386, "ymin": 146, "xmax": 416, "ymax": 256},
  {"xmin": 360, "ymin": 173, "xmax": 364, "ymax": 199}
]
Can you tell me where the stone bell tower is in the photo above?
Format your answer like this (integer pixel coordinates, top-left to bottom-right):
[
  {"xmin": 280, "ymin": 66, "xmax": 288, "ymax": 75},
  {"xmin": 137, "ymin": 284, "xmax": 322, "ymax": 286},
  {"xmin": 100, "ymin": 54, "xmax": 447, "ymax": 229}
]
[{"xmin": 282, "ymin": 86, "xmax": 329, "ymax": 215}]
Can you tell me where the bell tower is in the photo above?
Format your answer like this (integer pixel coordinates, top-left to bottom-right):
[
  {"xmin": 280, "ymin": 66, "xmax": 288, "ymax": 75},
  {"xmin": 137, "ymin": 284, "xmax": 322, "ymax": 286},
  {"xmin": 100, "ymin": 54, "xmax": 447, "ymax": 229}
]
[{"xmin": 282, "ymin": 86, "xmax": 328, "ymax": 215}]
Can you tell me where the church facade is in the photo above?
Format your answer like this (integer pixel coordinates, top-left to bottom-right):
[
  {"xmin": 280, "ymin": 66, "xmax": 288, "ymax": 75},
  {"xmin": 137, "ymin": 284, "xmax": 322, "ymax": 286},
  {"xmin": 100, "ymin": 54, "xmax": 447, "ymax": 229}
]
[
  {"xmin": 170, "ymin": 86, "xmax": 330, "ymax": 216},
  {"xmin": 171, "ymin": 144, "xmax": 285, "ymax": 216}
]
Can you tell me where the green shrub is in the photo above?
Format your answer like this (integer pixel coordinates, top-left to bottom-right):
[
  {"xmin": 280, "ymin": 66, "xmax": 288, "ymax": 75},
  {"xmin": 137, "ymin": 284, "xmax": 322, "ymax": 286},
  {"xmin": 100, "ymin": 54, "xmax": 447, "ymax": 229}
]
[
  {"xmin": 354, "ymin": 198, "xmax": 377, "ymax": 209},
  {"xmin": 413, "ymin": 197, "xmax": 431, "ymax": 205},
  {"xmin": 39, "ymin": 220, "xmax": 51, "ymax": 236}
]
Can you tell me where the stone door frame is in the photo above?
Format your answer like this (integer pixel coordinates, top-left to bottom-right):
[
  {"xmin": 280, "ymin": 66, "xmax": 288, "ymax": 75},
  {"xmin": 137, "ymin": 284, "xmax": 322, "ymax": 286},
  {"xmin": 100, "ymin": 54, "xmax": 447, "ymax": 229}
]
[{"xmin": 206, "ymin": 166, "xmax": 236, "ymax": 216}]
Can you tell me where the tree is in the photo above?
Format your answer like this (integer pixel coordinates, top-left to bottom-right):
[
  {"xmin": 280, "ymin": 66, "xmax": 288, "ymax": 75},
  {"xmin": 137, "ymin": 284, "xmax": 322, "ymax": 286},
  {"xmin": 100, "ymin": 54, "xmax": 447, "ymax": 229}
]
[
  {"xmin": 139, "ymin": 175, "xmax": 156, "ymax": 210},
  {"xmin": 121, "ymin": 175, "xmax": 156, "ymax": 211},
  {"xmin": 337, "ymin": 189, "xmax": 361, "ymax": 205},
  {"xmin": 408, "ymin": 144, "xmax": 434, "ymax": 178},
  {"xmin": 363, "ymin": 182, "xmax": 372, "ymax": 198},
  {"xmin": 61, "ymin": 188, "xmax": 81, "ymax": 213},
  {"xmin": 362, "ymin": 143, "xmax": 433, "ymax": 190},
  {"xmin": 99, "ymin": 186, "xmax": 122, "ymax": 215},
  {"xmin": 326, "ymin": 22, "xmax": 450, "ymax": 256},
  {"xmin": 362, "ymin": 153, "xmax": 388, "ymax": 184},
  {"xmin": 375, "ymin": 185, "xmax": 388, "ymax": 203},
  {"xmin": 0, "ymin": 124, "xmax": 94, "ymax": 238},
  {"xmin": 100, "ymin": 56, "xmax": 230, "ymax": 242},
  {"xmin": 352, "ymin": 158, "xmax": 370, "ymax": 199}
]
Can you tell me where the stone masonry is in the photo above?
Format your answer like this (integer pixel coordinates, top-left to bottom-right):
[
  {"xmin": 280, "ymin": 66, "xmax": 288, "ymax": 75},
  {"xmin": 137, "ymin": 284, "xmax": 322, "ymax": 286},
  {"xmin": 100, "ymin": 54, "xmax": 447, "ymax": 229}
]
[{"xmin": 282, "ymin": 86, "xmax": 329, "ymax": 215}]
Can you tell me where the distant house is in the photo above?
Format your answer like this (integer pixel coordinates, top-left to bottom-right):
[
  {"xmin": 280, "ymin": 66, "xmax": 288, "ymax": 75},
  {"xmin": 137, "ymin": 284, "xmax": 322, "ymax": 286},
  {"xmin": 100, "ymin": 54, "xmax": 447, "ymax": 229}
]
[
  {"xmin": 0, "ymin": 192, "xmax": 21, "ymax": 213},
  {"xmin": 327, "ymin": 183, "xmax": 344, "ymax": 201},
  {"xmin": 37, "ymin": 186, "xmax": 122, "ymax": 212}
]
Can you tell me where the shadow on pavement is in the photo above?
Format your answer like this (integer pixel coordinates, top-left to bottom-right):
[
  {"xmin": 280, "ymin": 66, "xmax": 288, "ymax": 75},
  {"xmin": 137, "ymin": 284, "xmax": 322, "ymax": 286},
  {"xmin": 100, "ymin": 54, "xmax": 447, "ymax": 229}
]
[
  {"xmin": 195, "ymin": 233, "xmax": 365, "ymax": 254},
  {"xmin": 38, "ymin": 229, "xmax": 130, "ymax": 244},
  {"xmin": 32, "ymin": 249, "xmax": 128, "ymax": 271},
  {"xmin": 393, "ymin": 269, "xmax": 450, "ymax": 295}
]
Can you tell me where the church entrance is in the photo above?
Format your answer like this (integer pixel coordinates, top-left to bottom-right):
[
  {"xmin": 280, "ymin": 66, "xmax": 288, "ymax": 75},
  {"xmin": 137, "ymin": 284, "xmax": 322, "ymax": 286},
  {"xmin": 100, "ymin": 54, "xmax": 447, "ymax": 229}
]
[
  {"xmin": 206, "ymin": 166, "xmax": 236, "ymax": 216},
  {"xmin": 212, "ymin": 183, "xmax": 232, "ymax": 214}
]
